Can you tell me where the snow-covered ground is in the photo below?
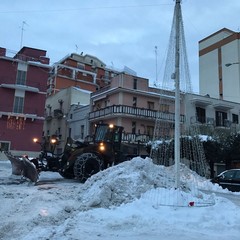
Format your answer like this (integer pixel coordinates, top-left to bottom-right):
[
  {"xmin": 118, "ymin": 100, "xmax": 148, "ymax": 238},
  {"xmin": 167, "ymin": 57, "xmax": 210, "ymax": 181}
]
[{"xmin": 0, "ymin": 157, "xmax": 239, "ymax": 240}]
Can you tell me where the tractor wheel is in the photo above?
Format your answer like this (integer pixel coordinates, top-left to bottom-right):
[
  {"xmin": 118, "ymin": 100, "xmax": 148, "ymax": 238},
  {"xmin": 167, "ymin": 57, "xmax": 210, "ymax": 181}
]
[
  {"xmin": 74, "ymin": 153, "xmax": 103, "ymax": 182},
  {"xmin": 59, "ymin": 168, "xmax": 74, "ymax": 179}
]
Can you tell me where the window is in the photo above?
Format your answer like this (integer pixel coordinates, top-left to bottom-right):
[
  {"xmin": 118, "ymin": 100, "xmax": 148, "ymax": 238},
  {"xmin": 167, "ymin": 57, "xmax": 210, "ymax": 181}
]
[
  {"xmin": 235, "ymin": 170, "xmax": 240, "ymax": 180},
  {"xmin": 16, "ymin": 70, "xmax": 27, "ymax": 85},
  {"xmin": 77, "ymin": 63, "xmax": 84, "ymax": 70},
  {"xmin": 111, "ymin": 73, "xmax": 116, "ymax": 78},
  {"xmin": 58, "ymin": 128, "xmax": 62, "ymax": 139},
  {"xmin": 133, "ymin": 79, "xmax": 137, "ymax": 89},
  {"xmin": 159, "ymin": 104, "xmax": 169, "ymax": 112},
  {"xmin": 13, "ymin": 96, "xmax": 24, "ymax": 113},
  {"xmin": 96, "ymin": 103, "xmax": 101, "ymax": 110},
  {"xmin": 146, "ymin": 126, "xmax": 154, "ymax": 137},
  {"xmin": 196, "ymin": 107, "xmax": 206, "ymax": 123},
  {"xmin": 222, "ymin": 170, "xmax": 235, "ymax": 179},
  {"xmin": 133, "ymin": 97, "xmax": 137, "ymax": 107},
  {"xmin": 81, "ymin": 125, "xmax": 84, "ymax": 139},
  {"xmin": 104, "ymin": 71, "xmax": 109, "ymax": 80},
  {"xmin": 104, "ymin": 100, "xmax": 109, "ymax": 107},
  {"xmin": 0, "ymin": 142, "xmax": 10, "ymax": 151},
  {"xmin": 147, "ymin": 101, "xmax": 154, "ymax": 110},
  {"xmin": 215, "ymin": 111, "xmax": 227, "ymax": 127},
  {"xmin": 132, "ymin": 121, "xmax": 136, "ymax": 134},
  {"xmin": 232, "ymin": 114, "xmax": 239, "ymax": 124}
]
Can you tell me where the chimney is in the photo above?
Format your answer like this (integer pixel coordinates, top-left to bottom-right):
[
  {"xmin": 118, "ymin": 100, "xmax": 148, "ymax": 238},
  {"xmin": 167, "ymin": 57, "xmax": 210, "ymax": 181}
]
[{"xmin": 0, "ymin": 48, "xmax": 6, "ymax": 57}]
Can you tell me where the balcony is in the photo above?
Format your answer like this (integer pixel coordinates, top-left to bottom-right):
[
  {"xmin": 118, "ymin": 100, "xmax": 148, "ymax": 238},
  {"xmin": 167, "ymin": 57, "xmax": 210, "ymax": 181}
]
[
  {"xmin": 89, "ymin": 105, "xmax": 185, "ymax": 122},
  {"xmin": 0, "ymin": 83, "xmax": 39, "ymax": 93},
  {"xmin": 45, "ymin": 115, "xmax": 53, "ymax": 121},
  {"xmin": 53, "ymin": 109, "xmax": 64, "ymax": 118},
  {"xmin": 0, "ymin": 111, "xmax": 44, "ymax": 121},
  {"xmin": 192, "ymin": 115, "xmax": 240, "ymax": 133}
]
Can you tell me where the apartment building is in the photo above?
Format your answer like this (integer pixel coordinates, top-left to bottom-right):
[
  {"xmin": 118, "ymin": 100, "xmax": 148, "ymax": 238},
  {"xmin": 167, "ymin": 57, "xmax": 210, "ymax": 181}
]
[
  {"xmin": 43, "ymin": 86, "xmax": 91, "ymax": 153},
  {"xmin": 0, "ymin": 47, "xmax": 50, "ymax": 156},
  {"xmin": 47, "ymin": 53, "xmax": 120, "ymax": 96},
  {"xmin": 88, "ymin": 73, "xmax": 182, "ymax": 142},
  {"xmin": 199, "ymin": 28, "xmax": 240, "ymax": 103}
]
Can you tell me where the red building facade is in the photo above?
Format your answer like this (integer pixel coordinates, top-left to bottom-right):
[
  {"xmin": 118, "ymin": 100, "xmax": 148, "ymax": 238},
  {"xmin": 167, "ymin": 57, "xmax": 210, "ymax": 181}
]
[
  {"xmin": 0, "ymin": 47, "xmax": 51, "ymax": 156},
  {"xmin": 47, "ymin": 53, "xmax": 119, "ymax": 96}
]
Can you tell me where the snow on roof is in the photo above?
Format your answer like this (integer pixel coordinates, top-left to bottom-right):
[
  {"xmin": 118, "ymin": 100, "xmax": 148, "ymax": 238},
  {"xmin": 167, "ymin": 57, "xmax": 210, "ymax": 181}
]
[{"xmin": 72, "ymin": 86, "xmax": 92, "ymax": 94}]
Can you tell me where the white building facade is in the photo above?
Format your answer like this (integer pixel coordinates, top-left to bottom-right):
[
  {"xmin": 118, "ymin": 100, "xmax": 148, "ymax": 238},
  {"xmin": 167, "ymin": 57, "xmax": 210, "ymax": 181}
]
[{"xmin": 199, "ymin": 28, "xmax": 240, "ymax": 103}]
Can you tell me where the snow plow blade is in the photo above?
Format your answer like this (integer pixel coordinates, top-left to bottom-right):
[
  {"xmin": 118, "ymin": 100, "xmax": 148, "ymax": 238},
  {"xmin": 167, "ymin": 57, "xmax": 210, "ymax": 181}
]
[{"xmin": 5, "ymin": 152, "xmax": 39, "ymax": 183}]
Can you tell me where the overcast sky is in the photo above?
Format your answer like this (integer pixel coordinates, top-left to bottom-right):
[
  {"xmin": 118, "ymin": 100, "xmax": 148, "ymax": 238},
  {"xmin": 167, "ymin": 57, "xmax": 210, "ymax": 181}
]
[{"xmin": 1, "ymin": 0, "xmax": 240, "ymax": 92}]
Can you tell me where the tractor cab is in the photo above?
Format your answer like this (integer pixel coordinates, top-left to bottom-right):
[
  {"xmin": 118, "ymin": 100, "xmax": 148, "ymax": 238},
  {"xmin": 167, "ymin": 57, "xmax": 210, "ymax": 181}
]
[{"xmin": 94, "ymin": 123, "xmax": 123, "ymax": 152}]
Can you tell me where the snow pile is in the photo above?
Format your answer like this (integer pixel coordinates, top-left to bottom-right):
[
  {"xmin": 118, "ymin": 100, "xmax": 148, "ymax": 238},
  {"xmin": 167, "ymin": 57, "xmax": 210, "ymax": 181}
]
[
  {"xmin": 0, "ymin": 158, "xmax": 240, "ymax": 240},
  {"xmin": 77, "ymin": 157, "xmax": 211, "ymax": 208}
]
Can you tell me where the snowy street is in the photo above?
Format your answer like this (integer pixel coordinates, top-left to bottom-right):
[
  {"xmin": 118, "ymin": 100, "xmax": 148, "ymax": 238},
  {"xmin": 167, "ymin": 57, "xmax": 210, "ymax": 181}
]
[
  {"xmin": 0, "ymin": 158, "xmax": 240, "ymax": 240},
  {"xmin": 201, "ymin": 189, "xmax": 240, "ymax": 206}
]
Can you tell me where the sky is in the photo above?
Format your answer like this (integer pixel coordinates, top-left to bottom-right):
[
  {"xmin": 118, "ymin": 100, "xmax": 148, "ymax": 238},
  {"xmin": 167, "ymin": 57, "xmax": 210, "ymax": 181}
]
[
  {"xmin": 0, "ymin": 157, "xmax": 240, "ymax": 240},
  {"xmin": 1, "ymin": 0, "xmax": 240, "ymax": 93}
]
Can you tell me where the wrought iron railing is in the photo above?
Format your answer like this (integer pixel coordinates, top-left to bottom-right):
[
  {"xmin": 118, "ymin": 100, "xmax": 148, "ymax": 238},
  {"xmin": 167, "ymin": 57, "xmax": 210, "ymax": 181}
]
[{"xmin": 89, "ymin": 105, "xmax": 185, "ymax": 122}]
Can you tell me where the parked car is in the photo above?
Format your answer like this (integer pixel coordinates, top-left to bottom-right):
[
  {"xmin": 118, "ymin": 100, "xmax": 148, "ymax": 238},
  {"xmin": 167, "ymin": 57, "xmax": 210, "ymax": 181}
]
[{"xmin": 211, "ymin": 169, "xmax": 240, "ymax": 192}]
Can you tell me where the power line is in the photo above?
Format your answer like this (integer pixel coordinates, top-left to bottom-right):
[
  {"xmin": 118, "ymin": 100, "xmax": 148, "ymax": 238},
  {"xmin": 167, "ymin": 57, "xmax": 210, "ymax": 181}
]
[{"xmin": 0, "ymin": 3, "xmax": 173, "ymax": 14}]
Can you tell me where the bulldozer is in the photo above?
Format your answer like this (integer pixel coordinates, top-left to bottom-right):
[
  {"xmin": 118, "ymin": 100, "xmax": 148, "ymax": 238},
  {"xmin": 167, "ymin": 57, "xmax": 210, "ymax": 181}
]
[{"xmin": 7, "ymin": 123, "xmax": 146, "ymax": 183}]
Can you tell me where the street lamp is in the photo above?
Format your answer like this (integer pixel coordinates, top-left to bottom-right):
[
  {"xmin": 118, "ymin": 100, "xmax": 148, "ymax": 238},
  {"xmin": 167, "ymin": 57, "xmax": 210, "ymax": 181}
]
[{"xmin": 225, "ymin": 62, "xmax": 240, "ymax": 67}]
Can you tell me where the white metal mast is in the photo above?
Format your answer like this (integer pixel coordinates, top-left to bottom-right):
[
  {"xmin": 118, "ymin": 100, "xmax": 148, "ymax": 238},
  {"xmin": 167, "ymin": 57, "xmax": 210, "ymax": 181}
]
[
  {"xmin": 155, "ymin": 46, "xmax": 158, "ymax": 84},
  {"xmin": 20, "ymin": 21, "xmax": 27, "ymax": 48},
  {"xmin": 174, "ymin": 0, "xmax": 181, "ymax": 189}
]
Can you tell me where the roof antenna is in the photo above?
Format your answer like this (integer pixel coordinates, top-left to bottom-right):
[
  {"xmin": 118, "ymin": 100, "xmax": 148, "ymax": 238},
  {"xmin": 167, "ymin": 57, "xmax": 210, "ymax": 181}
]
[
  {"xmin": 75, "ymin": 44, "xmax": 79, "ymax": 53},
  {"xmin": 20, "ymin": 21, "xmax": 28, "ymax": 49}
]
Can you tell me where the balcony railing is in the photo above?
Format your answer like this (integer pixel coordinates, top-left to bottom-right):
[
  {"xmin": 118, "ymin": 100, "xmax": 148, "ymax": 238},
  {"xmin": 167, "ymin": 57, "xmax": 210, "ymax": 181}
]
[
  {"xmin": 192, "ymin": 116, "xmax": 240, "ymax": 130},
  {"xmin": 89, "ymin": 105, "xmax": 185, "ymax": 122},
  {"xmin": 122, "ymin": 133, "xmax": 151, "ymax": 143}
]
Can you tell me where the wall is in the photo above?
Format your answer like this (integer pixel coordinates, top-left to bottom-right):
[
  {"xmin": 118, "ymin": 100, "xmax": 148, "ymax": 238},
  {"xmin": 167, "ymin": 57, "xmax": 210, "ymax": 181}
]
[
  {"xmin": 199, "ymin": 50, "xmax": 219, "ymax": 98},
  {"xmin": 222, "ymin": 40, "xmax": 240, "ymax": 103}
]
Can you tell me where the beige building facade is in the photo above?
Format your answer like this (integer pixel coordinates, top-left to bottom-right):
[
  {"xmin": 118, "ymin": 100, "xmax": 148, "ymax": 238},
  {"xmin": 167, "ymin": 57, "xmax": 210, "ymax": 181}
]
[
  {"xmin": 43, "ymin": 86, "xmax": 91, "ymax": 153},
  {"xmin": 89, "ymin": 73, "xmax": 182, "ymax": 143}
]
